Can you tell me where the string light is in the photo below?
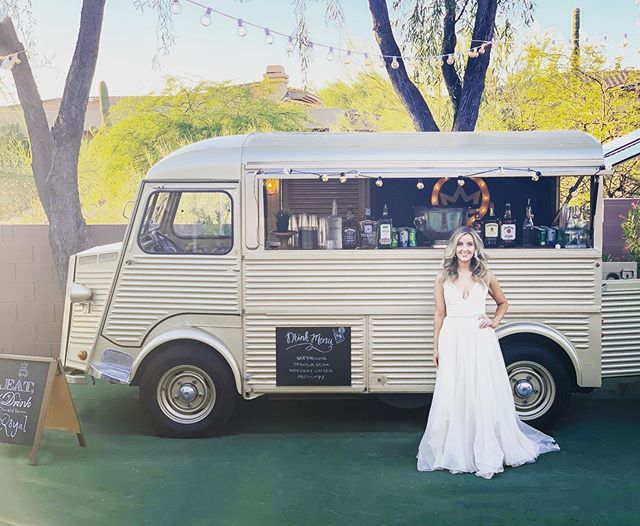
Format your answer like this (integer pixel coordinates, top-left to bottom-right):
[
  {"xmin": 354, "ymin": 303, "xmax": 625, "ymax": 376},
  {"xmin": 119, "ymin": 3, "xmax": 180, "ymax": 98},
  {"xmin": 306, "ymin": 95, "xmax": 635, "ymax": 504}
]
[
  {"xmin": 531, "ymin": 171, "xmax": 541, "ymax": 182},
  {"xmin": 200, "ymin": 7, "xmax": 212, "ymax": 26},
  {"xmin": 327, "ymin": 47, "xmax": 335, "ymax": 61},
  {"xmin": 375, "ymin": 176, "xmax": 384, "ymax": 188},
  {"xmin": 264, "ymin": 28, "xmax": 275, "ymax": 45},
  {"xmin": 236, "ymin": 18, "xmax": 247, "ymax": 37},
  {"xmin": 339, "ymin": 172, "xmax": 347, "ymax": 183},
  {"xmin": 416, "ymin": 179, "xmax": 425, "ymax": 190},
  {"xmin": 343, "ymin": 50, "xmax": 352, "ymax": 64},
  {"xmin": 320, "ymin": 174, "xmax": 329, "ymax": 182},
  {"xmin": 176, "ymin": 0, "xmax": 640, "ymax": 70},
  {"xmin": 170, "ymin": 0, "xmax": 182, "ymax": 15},
  {"xmin": 457, "ymin": 176, "xmax": 465, "ymax": 187}
]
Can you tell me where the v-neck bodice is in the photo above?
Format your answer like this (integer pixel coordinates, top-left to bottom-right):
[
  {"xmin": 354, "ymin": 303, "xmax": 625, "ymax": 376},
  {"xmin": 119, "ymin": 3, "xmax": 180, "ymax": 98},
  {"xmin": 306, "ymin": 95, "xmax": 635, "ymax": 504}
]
[{"xmin": 444, "ymin": 280, "xmax": 487, "ymax": 318}]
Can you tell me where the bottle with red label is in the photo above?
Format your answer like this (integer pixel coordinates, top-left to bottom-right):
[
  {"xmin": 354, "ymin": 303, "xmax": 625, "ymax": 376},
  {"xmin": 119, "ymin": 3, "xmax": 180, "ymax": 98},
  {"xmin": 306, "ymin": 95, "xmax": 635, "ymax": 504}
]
[{"xmin": 499, "ymin": 202, "xmax": 516, "ymax": 247}]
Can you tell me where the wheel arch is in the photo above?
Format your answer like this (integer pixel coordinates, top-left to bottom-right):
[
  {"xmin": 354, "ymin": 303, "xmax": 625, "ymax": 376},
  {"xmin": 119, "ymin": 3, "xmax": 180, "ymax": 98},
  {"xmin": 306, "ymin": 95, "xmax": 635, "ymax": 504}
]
[
  {"xmin": 130, "ymin": 328, "xmax": 242, "ymax": 394},
  {"xmin": 495, "ymin": 322, "xmax": 580, "ymax": 390}
]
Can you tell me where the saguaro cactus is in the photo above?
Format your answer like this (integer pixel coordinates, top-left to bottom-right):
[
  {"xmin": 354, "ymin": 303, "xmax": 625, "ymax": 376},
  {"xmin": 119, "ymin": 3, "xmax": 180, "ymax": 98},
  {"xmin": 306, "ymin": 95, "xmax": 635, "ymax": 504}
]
[{"xmin": 99, "ymin": 80, "xmax": 110, "ymax": 126}]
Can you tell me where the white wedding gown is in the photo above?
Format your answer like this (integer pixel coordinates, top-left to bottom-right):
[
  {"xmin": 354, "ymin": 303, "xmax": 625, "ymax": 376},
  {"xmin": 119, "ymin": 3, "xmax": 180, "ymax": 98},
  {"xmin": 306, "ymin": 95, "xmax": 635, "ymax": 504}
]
[{"xmin": 417, "ymin": 280, "xmax": 560, "ymax": 479}]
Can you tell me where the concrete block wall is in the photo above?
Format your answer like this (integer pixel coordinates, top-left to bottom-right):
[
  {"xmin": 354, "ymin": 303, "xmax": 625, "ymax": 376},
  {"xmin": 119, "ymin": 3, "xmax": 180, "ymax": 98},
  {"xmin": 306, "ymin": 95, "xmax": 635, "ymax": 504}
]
[{"xmin": 0, "ymin": 225, "xmax": 126, "ymax": 358}]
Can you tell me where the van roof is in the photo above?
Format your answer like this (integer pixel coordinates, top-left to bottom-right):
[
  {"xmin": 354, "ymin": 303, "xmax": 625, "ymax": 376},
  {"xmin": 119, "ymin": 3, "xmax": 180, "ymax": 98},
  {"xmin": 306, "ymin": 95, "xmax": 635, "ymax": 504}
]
[{"xmin": 145, "ymin": 131, "xmax": 605, "ymax": 181}]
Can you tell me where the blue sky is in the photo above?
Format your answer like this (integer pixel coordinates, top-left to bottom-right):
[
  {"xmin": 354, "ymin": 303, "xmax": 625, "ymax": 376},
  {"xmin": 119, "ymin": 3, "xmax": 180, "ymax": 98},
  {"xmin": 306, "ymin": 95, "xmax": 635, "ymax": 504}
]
[{"xmin": 0, "ymin": 0, "xmax": 638, "ymax": 105}]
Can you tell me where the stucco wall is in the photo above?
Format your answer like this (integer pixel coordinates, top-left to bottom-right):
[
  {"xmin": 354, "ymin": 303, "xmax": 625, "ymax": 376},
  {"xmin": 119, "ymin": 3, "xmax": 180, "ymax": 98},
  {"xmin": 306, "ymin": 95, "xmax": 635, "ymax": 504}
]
[{"xmin": 0, "ymin": 225, "xmax": 125, "ymax": 358}]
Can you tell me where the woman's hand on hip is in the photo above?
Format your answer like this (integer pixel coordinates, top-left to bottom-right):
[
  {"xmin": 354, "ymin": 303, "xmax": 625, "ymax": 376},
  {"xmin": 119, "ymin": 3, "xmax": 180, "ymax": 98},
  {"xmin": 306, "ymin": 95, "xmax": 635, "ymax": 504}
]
[{"xmin": 478, "ymin": 315, "xmax": 494, "ymax": 329}]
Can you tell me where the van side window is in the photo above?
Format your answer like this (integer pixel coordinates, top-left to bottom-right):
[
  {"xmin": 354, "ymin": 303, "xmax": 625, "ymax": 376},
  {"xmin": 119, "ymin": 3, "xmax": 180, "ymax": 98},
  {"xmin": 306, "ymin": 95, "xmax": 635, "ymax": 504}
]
[{"xmin": 138, "ymin": 191, "xmax": 233, "ymax": 255}]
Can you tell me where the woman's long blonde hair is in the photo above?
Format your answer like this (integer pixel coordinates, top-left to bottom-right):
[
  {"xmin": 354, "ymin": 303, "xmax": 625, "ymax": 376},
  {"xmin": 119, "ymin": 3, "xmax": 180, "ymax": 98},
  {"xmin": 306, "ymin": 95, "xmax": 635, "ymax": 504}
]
[{"xmin": 441, "ymin": 226, "xmax": 489, "ymax": 286}]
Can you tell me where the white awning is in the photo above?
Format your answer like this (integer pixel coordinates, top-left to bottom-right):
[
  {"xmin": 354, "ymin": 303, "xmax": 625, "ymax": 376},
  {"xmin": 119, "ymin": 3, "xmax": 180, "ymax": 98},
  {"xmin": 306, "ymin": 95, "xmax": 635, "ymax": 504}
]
[
  {"xmin": 243, "ymin": 131, "xmax": 605, "ymax": 178},
  {"xmin": 603, "ymin": 129, "xmax": 640, "ymax": 167}
]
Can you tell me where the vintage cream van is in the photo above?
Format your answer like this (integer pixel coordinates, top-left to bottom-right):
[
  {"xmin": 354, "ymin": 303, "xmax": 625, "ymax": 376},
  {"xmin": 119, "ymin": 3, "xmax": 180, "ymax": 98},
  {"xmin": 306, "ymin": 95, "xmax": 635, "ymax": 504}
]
[{"xmin": 60, "ymin": 131, "xmax": 640, "ymax": 437}]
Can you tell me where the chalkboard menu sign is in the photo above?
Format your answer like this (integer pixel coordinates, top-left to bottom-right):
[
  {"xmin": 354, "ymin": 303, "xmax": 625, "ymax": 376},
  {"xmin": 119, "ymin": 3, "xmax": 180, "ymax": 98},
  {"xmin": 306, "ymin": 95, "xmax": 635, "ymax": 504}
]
[
  {"xmin": 0, "ymin": 358, "xmax": 50, "ymax": 446},
  {"xmin": 0, "ymin": 355, "xmax": 85, "ymax": 465},
  {"xmin": 276, "ymin": 327, "xmax": 351, "ymax": 386}
]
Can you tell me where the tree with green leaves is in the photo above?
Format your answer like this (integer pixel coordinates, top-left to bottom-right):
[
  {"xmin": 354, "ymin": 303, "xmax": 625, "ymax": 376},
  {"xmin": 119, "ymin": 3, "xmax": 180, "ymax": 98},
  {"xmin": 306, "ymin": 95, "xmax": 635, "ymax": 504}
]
[
  {"xmin": 494, "ymin": 40, "xmax": 640, "ymax": 199},
  {"xmin": 78, "ymin": 79, "xmax": 310, "ymax": 223}
]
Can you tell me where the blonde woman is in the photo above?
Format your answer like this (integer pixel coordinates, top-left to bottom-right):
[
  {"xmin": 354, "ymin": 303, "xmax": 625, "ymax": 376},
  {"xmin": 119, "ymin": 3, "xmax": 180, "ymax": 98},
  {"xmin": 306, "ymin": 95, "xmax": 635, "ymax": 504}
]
[{"xmin": 417, "ymin": 226, "xmax": 559, "ymax": 479}]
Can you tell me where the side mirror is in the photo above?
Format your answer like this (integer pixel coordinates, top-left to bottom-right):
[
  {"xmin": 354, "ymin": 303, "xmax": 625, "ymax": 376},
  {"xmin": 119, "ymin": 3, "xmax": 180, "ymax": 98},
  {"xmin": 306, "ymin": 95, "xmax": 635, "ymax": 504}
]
[{"xmin": 122, "ymin": 200, "xmax": 134, "ymax": 220}]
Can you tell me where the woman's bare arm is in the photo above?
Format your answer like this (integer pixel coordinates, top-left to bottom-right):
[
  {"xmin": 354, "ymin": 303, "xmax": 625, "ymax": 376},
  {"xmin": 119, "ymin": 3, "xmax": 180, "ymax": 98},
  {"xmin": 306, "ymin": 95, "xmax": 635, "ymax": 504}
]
[
  {"xmin": 433, "ymin": 275, "xmax": 446, "ymax": 367},
  {"xmin": 487, "ymin": 271, "xmax": 509, "ymax": 327}
]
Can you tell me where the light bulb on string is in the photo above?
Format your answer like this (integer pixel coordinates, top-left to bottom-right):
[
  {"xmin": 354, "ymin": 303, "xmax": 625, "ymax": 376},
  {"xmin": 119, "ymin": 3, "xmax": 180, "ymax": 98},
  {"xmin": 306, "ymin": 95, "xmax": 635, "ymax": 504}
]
[
  {"xmin": 469, "ymin": 47, "xmax": 479, "ymax": 58},
  {"xmin": 375, "ymin": 176, "xmax": 384, "ymax": 188},
  {"xmin": 170, "ymin": 0, "xmax": 182, "ymax": 15},
  {"xmin": 264, "ymin": 28, "xmax": 275, "ymax": 45},
  {"xmin": 364, "ymin": 53, "xmax": 372, "ymax": 67},
  {"xmin": 391, "ymin": 56, "xmax": 400, "ymax": 69},
  {"xmin": 343, "ymin": 50, "xmax": 352, "ymax": 64},
  {"xmin": 321, "ymin": 174, "xmax": 330, "ymax": 183},
  {"xmin": 327, "ymin": 47, "xmax": 335, "ymax": 61},
  {"xmin": 416, "ymin": 179, "xmax": 425, "ymax": 190},
  {"xmin": 446, "ymin": 54, "xmax": 455, "ymax": 65},
  {"xmin": 339, "ymin": 172, "xmax": 347, "ymax": 184},
  {"xmin": 479, "ymin": 43, "xmax": 487, "ymax": 54},
  {"xmin": 622, "ymin": 33, "xmax": 629, "ymax": 48},
  {"xmin": 237, "ymin": 19, "xmax": 247, "ymax": 37},
  {"xmin": 200, "ymin": 8, "xmax": 212, "ymax": 27},
  {"xmin": 531, "ymin": 171, "xmax": 541, "ymax": 182},
  {"xmin": 287, "ymin": 36, "xmax": 295, "ymax": 55},
  {"xmin": 457, "ymin": 176, "xmax": 465, "ymax": 187}
]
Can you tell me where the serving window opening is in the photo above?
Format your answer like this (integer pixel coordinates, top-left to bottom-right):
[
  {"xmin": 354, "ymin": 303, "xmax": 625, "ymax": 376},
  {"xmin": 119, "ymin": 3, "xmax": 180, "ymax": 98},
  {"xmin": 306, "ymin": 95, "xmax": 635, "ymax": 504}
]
[{"xmin": 261, "ymin": 173, "xmax": 594, "ymax": 250}]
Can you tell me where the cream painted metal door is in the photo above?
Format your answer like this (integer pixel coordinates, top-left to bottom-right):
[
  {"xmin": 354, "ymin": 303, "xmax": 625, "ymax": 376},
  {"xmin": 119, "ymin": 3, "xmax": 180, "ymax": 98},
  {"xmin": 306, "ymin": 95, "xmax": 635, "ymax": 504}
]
[{"xmin": 101, "ymin": 182, "xmax": 241, "ymax": 348}]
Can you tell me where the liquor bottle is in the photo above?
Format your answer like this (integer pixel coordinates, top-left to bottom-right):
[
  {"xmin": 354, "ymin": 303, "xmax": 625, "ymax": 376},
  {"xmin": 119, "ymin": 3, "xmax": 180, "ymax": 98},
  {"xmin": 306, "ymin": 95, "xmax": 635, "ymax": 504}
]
[
  {"xmin": 499, "ymin": 202, "xmax": 516, "ymax": 247},
  {"xmin": 326, "ymin": 198, "xmax": 342, "ymax": 250},
  {"xmin": 377, "ymin": 204, "xmax": 393, "ymax": 249},
  {"xmin": 522, "ymin": 198, "xmax": 535, "ymax": 247},
  {"xmin": 359, "ymin": 208, "xmax": 378, "ymax": 249},
  {"xmin": 483, "ymin": 202, "xmax": 499, "ymax": 248},
  {"xmin": 472, "ymin": 209, "xmax": 483, "ymax": 239},
  {"xmin": 342, "ymin": 209, "xmax": 360, "ymax": 249}
]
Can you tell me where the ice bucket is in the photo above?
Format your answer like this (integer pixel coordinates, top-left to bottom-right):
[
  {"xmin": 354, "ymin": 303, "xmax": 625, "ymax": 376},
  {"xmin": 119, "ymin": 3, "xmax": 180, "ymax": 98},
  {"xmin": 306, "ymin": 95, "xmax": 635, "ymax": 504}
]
[{"xmin": 413, "ymin": 207, "xmax": 466, "ymax": 247}]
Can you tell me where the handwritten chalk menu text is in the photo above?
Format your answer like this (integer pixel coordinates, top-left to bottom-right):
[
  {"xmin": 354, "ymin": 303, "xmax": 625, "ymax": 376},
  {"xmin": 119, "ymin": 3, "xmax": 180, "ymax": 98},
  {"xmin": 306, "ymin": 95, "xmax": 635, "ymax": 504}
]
[
  {"xmin": 276, "ymin": 327, "xmax": 351, "ymax": 386},
  {"xmin": 0, "ymin": 359, "xmax": 49, "ymax": 446}
]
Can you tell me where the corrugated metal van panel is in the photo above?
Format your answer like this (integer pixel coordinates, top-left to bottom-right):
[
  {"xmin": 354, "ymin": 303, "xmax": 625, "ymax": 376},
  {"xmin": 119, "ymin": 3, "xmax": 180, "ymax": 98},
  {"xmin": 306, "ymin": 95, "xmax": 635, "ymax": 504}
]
[
  {"xmin": 367, "ymin": 313, "xmax": 592, "ymax": 392},
  {"xmin": 602, "ymin": 280, "xmax": 640, "ymax": 377},
  {"xmin": 104, "ymin": 254, "xmax": 240, "ymax": 346},
  {"xmin": 244, "ymin": 251, "xmax": 598, "ymax": 313},
  {"xmin": 66, "ymin": 252, "xmax": 119, "ymax": 369},
  {"xmin": 244, "ymin": 315, "xmax": 365, "ymax": 392}
]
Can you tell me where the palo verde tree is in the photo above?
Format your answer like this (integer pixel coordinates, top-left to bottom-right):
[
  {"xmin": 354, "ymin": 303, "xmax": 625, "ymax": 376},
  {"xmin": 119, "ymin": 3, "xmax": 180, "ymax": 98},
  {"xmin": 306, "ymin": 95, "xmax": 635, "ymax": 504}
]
[
  {"xmin": 0, "ymin": 0, "xmax": 106, "ymax": 288},
  {"xmin": 369, "ymin": 0, "xmax": 535, "ymax": 131}
]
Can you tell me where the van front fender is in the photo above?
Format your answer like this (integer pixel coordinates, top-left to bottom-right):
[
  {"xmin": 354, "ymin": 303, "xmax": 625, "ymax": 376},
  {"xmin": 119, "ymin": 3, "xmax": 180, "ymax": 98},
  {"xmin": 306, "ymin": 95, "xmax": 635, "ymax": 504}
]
[
  {"xmin": 495, "ymin": 322, "xmax": 582, "ymax": 385},
  {"xmin": 132, "ymin": 328, "xmax": 242, "ymax": 393}
]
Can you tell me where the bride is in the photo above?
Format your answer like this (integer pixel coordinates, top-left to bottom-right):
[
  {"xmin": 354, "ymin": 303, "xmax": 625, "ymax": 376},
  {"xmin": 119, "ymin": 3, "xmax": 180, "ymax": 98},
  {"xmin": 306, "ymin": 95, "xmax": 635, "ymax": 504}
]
[{"xmin": 417, "ymin": 226, "xmax": 560, "ymax": 479}]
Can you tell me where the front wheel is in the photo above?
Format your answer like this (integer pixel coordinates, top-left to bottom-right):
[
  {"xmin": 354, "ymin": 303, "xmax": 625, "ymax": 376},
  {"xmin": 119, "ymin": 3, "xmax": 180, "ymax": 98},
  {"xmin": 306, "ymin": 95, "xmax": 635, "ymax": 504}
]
[
  {"xmin": 140, "ymin": 344, "xmax": 237, "ymax": 438},
  {"xmin": 501, "ymin": 341, "xmax": 572, "ymax": 430}
]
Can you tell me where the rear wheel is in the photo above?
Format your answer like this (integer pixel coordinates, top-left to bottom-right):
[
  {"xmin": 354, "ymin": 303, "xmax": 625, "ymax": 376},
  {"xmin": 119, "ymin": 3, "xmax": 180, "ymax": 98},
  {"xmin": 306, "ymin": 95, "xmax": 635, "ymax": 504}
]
[
  {"xmin": 140, "ymin": 344, "xmax": 237, "ymax": 437},
  {"xmin": 501, "ymin": 341, "xmax": 572, "ymax": 430}
]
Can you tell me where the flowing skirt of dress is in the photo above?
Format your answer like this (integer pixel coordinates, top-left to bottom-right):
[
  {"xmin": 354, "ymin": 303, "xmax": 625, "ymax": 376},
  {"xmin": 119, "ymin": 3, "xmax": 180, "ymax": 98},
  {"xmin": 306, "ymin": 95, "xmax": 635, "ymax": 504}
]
[{"xmin": 417, "ymin": 314, "xmax": 560, "ymax": 479}]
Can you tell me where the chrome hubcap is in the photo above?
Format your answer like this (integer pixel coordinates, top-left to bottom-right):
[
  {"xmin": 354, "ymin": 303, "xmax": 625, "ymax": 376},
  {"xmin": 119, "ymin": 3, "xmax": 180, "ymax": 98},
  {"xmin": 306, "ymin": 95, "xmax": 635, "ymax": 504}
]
[
  {"xmin": 507, "ymin": 360, "xmax": 555, "ymax": 421},
  {"xmin": 157, "ymin": 366, "xmax": 216, "ymax": 424}
]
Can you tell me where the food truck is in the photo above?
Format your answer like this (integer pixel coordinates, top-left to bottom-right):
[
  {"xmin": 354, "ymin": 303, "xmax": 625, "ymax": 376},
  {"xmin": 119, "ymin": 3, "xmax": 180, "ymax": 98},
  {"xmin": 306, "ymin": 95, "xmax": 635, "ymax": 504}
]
[{"xmin": 60, "ymin": 131, "xmax": 640, "ymax": 437}]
